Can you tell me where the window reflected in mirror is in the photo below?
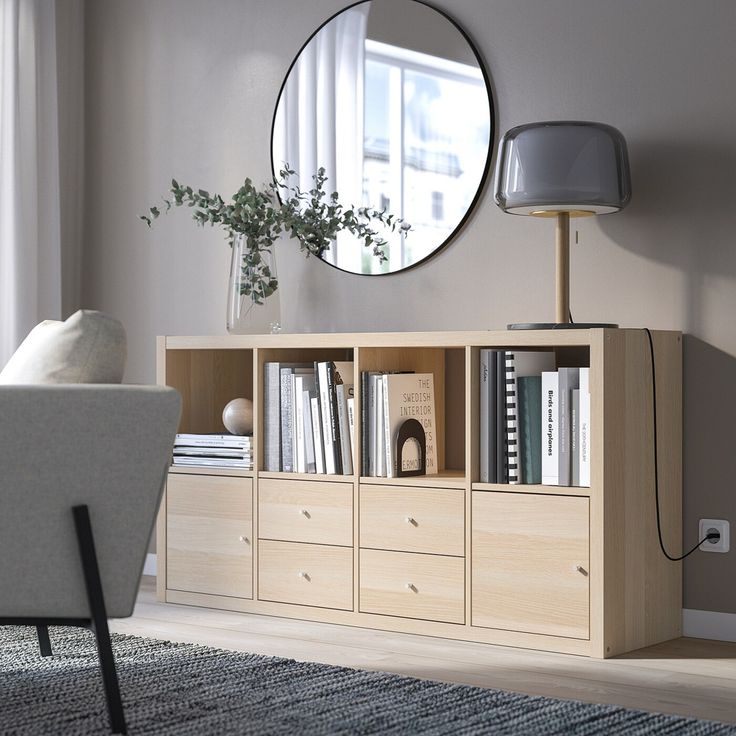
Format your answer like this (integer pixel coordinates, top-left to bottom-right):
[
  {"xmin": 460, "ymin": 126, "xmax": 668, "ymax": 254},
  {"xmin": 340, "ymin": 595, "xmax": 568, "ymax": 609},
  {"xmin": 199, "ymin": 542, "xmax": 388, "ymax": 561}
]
[{"xmin": 272, "ymin": 0, "xmax": 493, "ymax": 275}]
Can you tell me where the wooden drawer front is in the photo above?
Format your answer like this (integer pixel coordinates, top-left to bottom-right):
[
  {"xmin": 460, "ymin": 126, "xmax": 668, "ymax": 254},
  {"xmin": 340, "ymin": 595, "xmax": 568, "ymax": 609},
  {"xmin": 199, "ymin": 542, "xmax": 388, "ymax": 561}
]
[
  {"xmin": 258, "ymin": 479, "xmax": 352, "ymax": 546},
  {"xmin": 167, "ymin": 474, "xmax": 253, "ymax": 598},
  {"xmin": 258, "ymin": 540, "xmax": 353, "ymax": 610},
  {"xmin": 472, "ymin": 492, "xmax": 589, "ymax": 639},
  {"xmin": 360, "ymin": 485, "xmax": 464, "ymax": 556},
  {"xmin": 360, "ymin": 549, "xmax": 465, "ymax": 624}
]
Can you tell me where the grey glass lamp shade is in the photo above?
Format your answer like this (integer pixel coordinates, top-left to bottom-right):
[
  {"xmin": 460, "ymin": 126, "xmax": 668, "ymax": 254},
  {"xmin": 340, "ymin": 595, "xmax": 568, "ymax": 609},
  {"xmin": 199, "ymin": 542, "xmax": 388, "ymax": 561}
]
[
  {"xmin": 493, "ymin": 121, "xmax": 631, "ymax": 329},
  {"xmin": 495, "ymin": 121, "xmax": 631, "ymax": 216}
]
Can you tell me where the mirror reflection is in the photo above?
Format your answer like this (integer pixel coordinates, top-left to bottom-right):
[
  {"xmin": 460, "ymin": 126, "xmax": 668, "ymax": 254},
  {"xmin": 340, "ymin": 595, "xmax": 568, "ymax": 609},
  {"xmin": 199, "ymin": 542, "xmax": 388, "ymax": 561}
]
[{"xmin": 272, "ymin": 0, "xmax": 493, "ymax": 275}]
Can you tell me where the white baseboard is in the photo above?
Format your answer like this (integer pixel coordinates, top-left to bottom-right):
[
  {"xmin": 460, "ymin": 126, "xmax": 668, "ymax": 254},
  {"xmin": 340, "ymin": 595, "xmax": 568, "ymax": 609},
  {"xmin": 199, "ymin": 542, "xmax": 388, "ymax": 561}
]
[
  {"xmin": 683, "ymin": 608, "xmax": 736, "ymax": 642},
  {"xmin": 143, "ymin": 553, "xmax": 157, "ymax": 577}
]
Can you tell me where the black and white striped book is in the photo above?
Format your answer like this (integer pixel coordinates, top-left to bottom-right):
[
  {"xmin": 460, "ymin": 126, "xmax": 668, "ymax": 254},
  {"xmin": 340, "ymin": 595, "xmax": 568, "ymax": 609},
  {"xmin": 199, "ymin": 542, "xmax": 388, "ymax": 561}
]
[{"xmin": 504, "ymin": 352, "xmax": 519, "ymax": 484}]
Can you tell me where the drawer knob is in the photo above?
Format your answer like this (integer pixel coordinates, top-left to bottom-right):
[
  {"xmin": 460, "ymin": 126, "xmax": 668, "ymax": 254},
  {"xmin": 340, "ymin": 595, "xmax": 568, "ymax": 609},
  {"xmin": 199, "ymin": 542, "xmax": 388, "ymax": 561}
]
[
  {"xmin": 298, "ymin": 571, "xmax": 311, "ymax": 581},
  {"xmin": 574, "ymin": 565, "xmax": 588, "ymax": 576},
  {"xmin": 300, "ymin": 509, "xmax": 311, "ymax": 519},
  {"xmin": 238, "ymin": 535, "xmax": 250, "ymax": 544},
  {"xmin": 404, "ymin": 516, "xmax": 418, "ymax": 526},
  {"xmin": 405, "ymin": 582, "xmax": 417, "ymax": 593}
]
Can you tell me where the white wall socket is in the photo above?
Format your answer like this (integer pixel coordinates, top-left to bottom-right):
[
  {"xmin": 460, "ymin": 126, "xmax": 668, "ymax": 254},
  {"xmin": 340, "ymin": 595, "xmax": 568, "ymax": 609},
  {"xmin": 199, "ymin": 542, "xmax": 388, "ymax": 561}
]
[{"xmin": 699, "ymin": 519, "xmax": 730, "ymax": 553}]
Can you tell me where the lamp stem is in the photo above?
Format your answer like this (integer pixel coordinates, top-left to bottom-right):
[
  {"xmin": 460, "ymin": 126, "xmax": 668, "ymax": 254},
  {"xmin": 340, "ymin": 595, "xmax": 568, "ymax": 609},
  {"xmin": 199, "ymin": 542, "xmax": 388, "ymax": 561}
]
[{"xmin": 555, "ymin": 212, "xmax": 570, "ymax": 324}]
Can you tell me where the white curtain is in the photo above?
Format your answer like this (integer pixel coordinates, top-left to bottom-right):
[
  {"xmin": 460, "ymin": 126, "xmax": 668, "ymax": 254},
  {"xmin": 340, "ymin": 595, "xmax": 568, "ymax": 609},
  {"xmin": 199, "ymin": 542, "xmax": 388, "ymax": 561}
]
[
  {"xmin": 0, "ymin": 0, "xmax": 82, "ymax": 367},
  {"xmin": 273, "ymin": 6, "xmax": 368, "ymax": 271}
]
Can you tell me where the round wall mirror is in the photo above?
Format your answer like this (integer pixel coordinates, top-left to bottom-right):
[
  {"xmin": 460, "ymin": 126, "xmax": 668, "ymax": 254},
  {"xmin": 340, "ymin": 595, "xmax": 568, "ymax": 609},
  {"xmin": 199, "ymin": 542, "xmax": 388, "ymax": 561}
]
[{"xmin": 271, "ymin": 0, "xmax": 493, "ymax": 275}]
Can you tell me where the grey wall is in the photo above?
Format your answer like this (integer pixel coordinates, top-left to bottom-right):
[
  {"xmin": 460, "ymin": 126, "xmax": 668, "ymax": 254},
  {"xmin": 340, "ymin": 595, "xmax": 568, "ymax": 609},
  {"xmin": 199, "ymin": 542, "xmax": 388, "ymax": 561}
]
[{"xmin": 84, "ymin": 0, "xmax": 736, "ymax": 613}]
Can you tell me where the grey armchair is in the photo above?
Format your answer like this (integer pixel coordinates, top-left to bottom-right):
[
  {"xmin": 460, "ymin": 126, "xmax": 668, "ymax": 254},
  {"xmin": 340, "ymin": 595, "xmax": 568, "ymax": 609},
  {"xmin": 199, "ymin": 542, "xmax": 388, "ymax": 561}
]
[{"xmin": 0, "ymin": 384, "xmax": 181, "ymax": 734}]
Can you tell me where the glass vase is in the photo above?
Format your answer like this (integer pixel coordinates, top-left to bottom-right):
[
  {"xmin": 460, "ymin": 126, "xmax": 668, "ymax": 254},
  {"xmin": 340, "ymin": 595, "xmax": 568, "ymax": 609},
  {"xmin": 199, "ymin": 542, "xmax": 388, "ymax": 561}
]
[{"xmin": 226, "ymin": 235, "xmax": 282, "ymax": 334}]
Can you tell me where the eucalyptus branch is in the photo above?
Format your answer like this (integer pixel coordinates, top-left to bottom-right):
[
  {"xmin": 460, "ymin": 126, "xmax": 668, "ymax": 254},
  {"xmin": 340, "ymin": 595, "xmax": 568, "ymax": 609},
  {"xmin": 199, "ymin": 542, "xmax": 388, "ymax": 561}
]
[{"xmin": 141, "ymin": 167, "xmax": 409, "ymax": 299}]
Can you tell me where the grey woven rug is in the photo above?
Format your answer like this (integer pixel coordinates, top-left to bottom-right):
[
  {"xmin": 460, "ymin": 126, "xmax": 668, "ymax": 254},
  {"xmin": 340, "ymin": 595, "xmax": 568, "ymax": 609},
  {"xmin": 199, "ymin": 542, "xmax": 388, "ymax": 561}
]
[{"xmin": 1, "ymin": 626, "xmax": 734, "ymax": 735}]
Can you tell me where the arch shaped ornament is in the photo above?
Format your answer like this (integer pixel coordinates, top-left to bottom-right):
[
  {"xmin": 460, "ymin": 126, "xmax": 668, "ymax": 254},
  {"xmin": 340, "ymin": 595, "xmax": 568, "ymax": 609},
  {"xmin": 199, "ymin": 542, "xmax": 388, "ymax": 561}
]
[{"xmin": 271, "ymin": 0, "xmax": 494, "ymax": 276}]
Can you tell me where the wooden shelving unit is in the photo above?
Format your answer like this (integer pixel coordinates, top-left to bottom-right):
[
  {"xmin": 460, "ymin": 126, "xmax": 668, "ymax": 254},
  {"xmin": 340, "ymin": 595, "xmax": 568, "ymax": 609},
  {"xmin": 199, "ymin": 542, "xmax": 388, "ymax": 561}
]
[{"xmin": 156, "ymin": 329, "xmax": 682, "ymax": 658}]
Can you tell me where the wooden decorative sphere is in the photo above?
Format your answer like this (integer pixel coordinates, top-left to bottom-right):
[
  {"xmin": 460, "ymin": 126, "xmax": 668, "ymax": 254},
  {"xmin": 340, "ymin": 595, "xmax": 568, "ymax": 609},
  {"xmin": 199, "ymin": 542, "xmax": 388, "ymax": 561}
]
[{"xmin": 222, "ymin": 398, "xmax": 253, "ymax": 435}]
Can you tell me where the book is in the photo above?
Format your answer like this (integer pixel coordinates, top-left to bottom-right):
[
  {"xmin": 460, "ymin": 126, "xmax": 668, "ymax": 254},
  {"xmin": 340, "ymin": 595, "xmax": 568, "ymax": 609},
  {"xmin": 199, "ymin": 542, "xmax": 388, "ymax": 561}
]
[
  {"xmin": 277, "ymin": 363, "xmax": 310, "ymax": 472},
  {"xmin": 347, "ymin": 397, "xmax": 355, "ymax": 463},
  {"xmin": 172, "ymin": 456, "xmax": 253, "ymax": 468},
  {"xmin": 479, "ymin": 349, "xmax": 497, "ymax": 484},
  {"xmin": 368, "ymin": 372, "xmax": 382, "ymax": 477},
  {"xmin": 513, "ymin": 351, "xmax": 555, "ymax": 485},
  {"xmin": 495, "ymin": 351, "xmax": 507, "ymax": 483},
  {"xmin": 173, "ymin": 447, "xmax": 252, "ymax": 458},
  {"xmin": 382, "ymin": 372, "xmax": 437, "ymax": 476},
  {"xmin": 558, "ymin": 367, "xmax": 580, "ymax": 486},
  {"xmin": 571, "ymin": 388, "xmax": 580, "ymax": 486},
  {"xmin": 317, "ymin": 362, "xmax": 342, "ymax": 474},
  {"xmin": 310, "ymin": 395, "xmax": 325, "ymax": 474},
  {"xmin": 541, "ymin": 370, "xmax": 559, "ymax": 485},
  {"xmin": 579, "ymin": 367, "xmax": 591, "ymax": 487},
  {"xmin": 360, "ymin": 372, "xmax": 371, "ymax": 477},
  {"xmin": 375, "ymin": 374, "xmax": 385, "ymax": 477},
  {"xmin": 263, "ymin": 362, "xmax": 281, "ymax": 471},
  {"xmin": 303, "ymin": 389, "xmax": 316, "ymax": 473},
  {"xmin": 293, "ymin": 373, "xmax": 315, "ymax": 473},
  {"xmin": 333, "ymin": 362, "xmax": 354, "ymax": 476},
  {"xmin": 517, "ymin": 375, "xmax": 542, "ymax": 484},
  {"xmin": 174, "ymin": 433, "xmax": 251, "ymax": 449},
  {"xmin": 504, "ymin": 352, "xmax": 519, "ymax": 484}
]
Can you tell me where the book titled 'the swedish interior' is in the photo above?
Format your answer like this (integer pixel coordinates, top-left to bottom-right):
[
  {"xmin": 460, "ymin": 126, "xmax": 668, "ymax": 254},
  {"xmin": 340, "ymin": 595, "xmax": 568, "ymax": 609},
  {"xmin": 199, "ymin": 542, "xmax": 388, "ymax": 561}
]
[{"xmin": 382, "ymin": 373, "xmax": 437, "ymax": 477}]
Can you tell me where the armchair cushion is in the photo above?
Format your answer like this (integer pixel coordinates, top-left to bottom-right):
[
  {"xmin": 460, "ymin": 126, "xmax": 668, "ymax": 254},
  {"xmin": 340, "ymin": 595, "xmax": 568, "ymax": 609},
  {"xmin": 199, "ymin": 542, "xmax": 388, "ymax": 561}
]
[{"xmin": 0, "ymin": 310, "xmax": 126, "ymax": 384}]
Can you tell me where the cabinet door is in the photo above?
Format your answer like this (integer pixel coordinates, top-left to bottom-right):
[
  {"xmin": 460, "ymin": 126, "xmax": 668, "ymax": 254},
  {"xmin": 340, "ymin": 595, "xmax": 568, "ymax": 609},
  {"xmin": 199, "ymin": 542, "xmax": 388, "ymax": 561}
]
[
  {"xmin": 167, "ymin": 474, "xmax": 253, "ymax": 598},
  {"xmin": 472, "ymin": 492, "xmax": 589, "ymax": 639}
]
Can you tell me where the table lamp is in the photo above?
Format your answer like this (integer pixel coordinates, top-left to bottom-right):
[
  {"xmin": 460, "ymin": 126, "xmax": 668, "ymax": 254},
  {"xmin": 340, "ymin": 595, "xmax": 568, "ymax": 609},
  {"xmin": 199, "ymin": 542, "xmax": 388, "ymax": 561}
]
[{"xmin": 494, "ymin": 121, "xmax": 631, "ymax": 329}]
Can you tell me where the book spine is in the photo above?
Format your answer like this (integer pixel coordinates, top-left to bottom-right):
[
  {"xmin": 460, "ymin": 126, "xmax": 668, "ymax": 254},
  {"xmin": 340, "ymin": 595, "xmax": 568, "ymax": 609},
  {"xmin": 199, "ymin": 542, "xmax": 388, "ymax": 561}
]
[
  {"xmin": 541, "ymin": 371, "xmax": 559, "ymax": 485},
  {"xmin": 376, "ymin": 376, "xmax": 385, "ymax": 477},
  {"xmin": 571, "ymin": 389, "xmax": 580, "ymax": 487},
  {"xmin": 517, "ymin": 376, "xmax": 542, "ymax": 484},
  {"xmin": 317, "ymin": 363, "xmax": 336, "ymax": 474},
  {"xmin": 383, "ymin": 374, "xmax": 393, "ymax": 478},
  {"xmin": 495, "ymin": 351, "xmax": 506, "ymax": 483},
  {"xmin": 280, "ymin": 368, "xmax": 294, "ymax": 473},
  {"xmin": 311, "ymin": 396, "xmax": 325, "ymax": 474},
  {"xmin": 327, "ymin": 363, "xmax": 343, "ymax": 475},
  {"xmin": 558, "ymin": 367, "xmax": 579, "ymax": 487},
  {"xmin": 264, "ymin": 363, "xmax": 281, "ymax": 471},
  {"xmin": 360, "ymin": 373, "xmax": 369, "ymax": 477},
  {"xmin": 505, "ymin": 352, "xmax": 519, "ymax": 484},
  {"xmin": 336, "ymin": 384, "xmax": 353, "ymax": 475},
  {"xmin": 174, "ymin": 437, "xmax": 252, "ymax": 449},
  {"xmin": 479, "ymin": 350, "xmax": 490, "ymax": 483},
  {"xmin": 294, "ymin": 376, "xmax": 305, "ymax": 473},
  {"xmin": 303, "ymin": 390, "xmax": 316, "ymax": 473},
  {"xmin": 368, "ymin": 374, "xmax": 378, "ymax": 477},
  {"xmin": 347, "ymin": 397, "xmax": 355, "ymax": 466},
  {"xmin": 579, "ymin": 368, "xmax": 591, "ymax": 487}
]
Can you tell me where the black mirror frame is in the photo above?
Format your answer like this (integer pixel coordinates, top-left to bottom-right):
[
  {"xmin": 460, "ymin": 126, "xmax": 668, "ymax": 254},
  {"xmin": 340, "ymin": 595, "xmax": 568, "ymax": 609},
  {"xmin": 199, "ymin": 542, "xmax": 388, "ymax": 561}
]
[{"xmin": 269, "ymin": 0, "xmax": 496, "ymax": 277}]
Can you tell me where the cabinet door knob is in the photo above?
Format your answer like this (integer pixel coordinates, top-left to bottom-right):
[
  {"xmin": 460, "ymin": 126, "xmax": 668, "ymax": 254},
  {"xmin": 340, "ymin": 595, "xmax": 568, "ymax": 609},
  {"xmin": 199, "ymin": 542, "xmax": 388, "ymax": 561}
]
[
  {"xmin": 238, "ymin": 535, "xmax": 249, "ymax": 544},
  {"xmin": 298, "ymin": 571, "xmax": 310, "ymax": 581},
  {"xmin": 300, "ymin": 509, "xmax": 311, "ymax": 518},
  {"xmin": 574, "ymin": 565, "xmax": 588, "ymax": 576},
  {"xmin": 405, "ymin": 516, "xmax": 417, "ymax": 526},
  {"xmin": 405, "ymin": 582, "xmax": 417, "ymax": 592}
]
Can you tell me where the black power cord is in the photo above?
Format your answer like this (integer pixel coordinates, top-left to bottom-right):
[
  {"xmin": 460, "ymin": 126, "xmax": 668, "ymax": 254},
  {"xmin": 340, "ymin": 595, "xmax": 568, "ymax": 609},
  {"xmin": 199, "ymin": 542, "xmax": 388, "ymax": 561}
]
[{"xmin": 644, "ymin": 328, "xmax": 719, "ymax": 561}]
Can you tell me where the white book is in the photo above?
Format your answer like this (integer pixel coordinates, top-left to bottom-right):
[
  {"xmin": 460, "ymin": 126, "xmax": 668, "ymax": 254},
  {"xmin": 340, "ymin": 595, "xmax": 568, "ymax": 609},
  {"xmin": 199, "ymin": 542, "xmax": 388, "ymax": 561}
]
[
  {"xmin": 336, "ymin": 383, "xmax": 353, "ymax": 475},
  {"xmin": 368, "ymin": 373, "xmax": 381, "ymax": 477},
  {"xmin": 347, "ymin": 397, "xmax": 355, "ymax": 462},
  {"xmin": 310, "ymin": 396, "xmax": 325, "ymax": 474},
  {"xmin": 375, "ymin": 376, "xmax": 385, "ymax": 477},
  {"xmin": 263, "ymin": 363, "xmax": 281, "ymax": 471},
  {"xmin": 294, "ymin": 375, "xmax": 306, "ymax": 473},
  {"xmin": 579, "ymin": 367, "xmax": 591, "ymax": 487},
  {"xmin": 303, "ymin": 389, "xmax": 316, "ymax": 473},
  {"xmin": 541, "ymin": 371, "xmax": 559, "ymax": 485},
  {"xmin": 558, "ymin": 367, "xmax": 580, "ymax": 487},
  {"xmin": 382, "ymin": 374, "xmax": 392, "ymax": 477},
  {"xmin": 317, "ymin": 362, "xmax": 336, "ymax": 474}
]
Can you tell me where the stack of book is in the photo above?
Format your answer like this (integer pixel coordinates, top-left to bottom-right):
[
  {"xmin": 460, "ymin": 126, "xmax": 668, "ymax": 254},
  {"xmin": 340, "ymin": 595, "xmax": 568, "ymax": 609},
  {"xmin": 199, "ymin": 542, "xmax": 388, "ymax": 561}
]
[
  {"xmin": 361, "ymin": 371, "xmax": 437, "ymax": 478},
  {"xmin": 479, "ymin": 351, "xmax": 590, "ymax": 487},
  {"xmin": 263, "ymin": 360, "xmax": 354, "ymax": 475},
  {"xmin": 173, "ymin": 433, "xmax": 253, "ymax": 470}
]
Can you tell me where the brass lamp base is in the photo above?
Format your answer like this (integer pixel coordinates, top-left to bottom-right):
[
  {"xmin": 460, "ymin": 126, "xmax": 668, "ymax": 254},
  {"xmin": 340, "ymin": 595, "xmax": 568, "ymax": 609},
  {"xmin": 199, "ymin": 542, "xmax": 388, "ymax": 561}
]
[{"xmin": 508, "ymin": 322, "xmax": 618, "ymax": 330}]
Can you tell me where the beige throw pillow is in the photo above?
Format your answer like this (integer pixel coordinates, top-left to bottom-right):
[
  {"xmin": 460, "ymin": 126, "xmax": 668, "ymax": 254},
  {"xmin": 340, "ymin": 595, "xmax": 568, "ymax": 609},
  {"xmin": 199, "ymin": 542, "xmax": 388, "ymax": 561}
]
[{"xmin": 0, "ymin": 310, "xmax": 127, "ymax": 384}]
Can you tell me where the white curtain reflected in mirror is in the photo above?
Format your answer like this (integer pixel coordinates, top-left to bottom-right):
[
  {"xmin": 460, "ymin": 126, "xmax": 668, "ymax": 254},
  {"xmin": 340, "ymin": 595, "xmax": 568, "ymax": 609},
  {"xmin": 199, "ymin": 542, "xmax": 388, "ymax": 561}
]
[{"xmin": 272, "ymin": 0, "xmax": 493, "ymax": 275}]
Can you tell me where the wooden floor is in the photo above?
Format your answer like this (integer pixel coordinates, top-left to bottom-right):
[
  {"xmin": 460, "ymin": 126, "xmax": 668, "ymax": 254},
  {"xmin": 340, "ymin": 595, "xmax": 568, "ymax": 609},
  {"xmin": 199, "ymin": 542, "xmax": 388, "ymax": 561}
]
[{"xmin": 111, "ymin": 577, "xmax": 736, "ymax": 726}]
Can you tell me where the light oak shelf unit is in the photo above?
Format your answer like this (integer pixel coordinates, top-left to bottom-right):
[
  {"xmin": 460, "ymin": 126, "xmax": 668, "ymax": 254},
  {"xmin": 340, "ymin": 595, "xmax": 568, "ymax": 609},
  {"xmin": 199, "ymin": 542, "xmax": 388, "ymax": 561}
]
[{"xmin": 156, "ymin": 329, "xmax": 682, "ymax": 658}]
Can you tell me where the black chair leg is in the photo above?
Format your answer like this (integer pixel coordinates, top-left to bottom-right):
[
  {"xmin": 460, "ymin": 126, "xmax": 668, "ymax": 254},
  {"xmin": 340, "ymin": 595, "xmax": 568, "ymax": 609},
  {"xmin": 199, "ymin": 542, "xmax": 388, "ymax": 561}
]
[
  {"xmin": 73, "ymin": 505, "xmax": 128, "ymax": 735},
  {"xmin": 36, "ymin": 625, "xmax": 52, "ymax": 657}
]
